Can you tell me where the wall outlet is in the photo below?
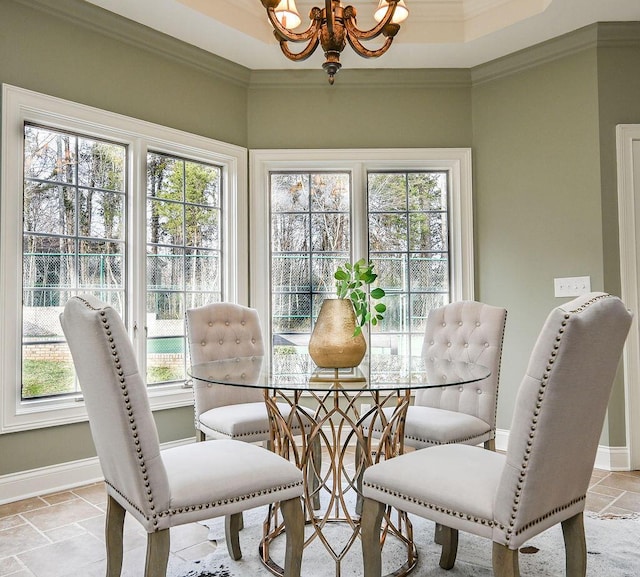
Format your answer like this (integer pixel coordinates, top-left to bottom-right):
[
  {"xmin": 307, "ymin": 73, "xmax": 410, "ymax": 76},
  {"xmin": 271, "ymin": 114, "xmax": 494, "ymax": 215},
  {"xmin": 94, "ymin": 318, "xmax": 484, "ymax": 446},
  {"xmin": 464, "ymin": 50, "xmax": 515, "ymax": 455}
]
[{"xmin": 554, "ymin": 276, "xmax": 591, "ymax": 298}]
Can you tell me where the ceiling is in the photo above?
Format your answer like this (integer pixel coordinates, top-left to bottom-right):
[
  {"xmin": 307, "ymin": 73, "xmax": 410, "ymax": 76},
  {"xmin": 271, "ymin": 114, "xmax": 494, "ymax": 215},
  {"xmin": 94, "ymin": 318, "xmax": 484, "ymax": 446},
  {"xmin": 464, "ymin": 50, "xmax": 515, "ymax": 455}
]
[{"xmin": 84, "ymin": 0, "xmax": 640, "ymax": 71}]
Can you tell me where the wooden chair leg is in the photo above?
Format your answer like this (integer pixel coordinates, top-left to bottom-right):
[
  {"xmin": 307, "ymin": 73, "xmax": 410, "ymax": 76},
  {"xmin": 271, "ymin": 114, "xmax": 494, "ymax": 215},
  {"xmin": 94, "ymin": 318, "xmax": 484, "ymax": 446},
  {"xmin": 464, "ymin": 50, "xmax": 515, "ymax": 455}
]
[
  {"xmin": 492, "ymin": 542, "xmax": 520, "ymax": 577},
  {"xmin": 196, "ymin": 428, "xmax": 206, "ymax": 442},
  {"xmin": 280, "ymin": 497, "xmax": 305, "ymax": 577},
  {"xmin": 484, "ymin": 438, "xmax": 496, "ymax": 451},
  {"xmin": 434, "ymin": 522, "xmax": 445, "ymax": 544},
  {"xmin": 562, "ymin": 512, "xmax": 587, "ymax": 577},
  {"xmin": 361, "ymin": 498, "xmax": 385, "ymax": 577},
  {"xmin": 144, "ymin": 529, "xmax": 170, "ymax": 577},
  {"xmin": 225, "ymin": 513, "xmax": 243, "ymax": 560},
  {"xmin": 105, "ymin": 495, "xmax": 125, "ymax": 577},
  {"xmin": 438, "ymin": 525, "xmax": 459, "ymax": 569}
]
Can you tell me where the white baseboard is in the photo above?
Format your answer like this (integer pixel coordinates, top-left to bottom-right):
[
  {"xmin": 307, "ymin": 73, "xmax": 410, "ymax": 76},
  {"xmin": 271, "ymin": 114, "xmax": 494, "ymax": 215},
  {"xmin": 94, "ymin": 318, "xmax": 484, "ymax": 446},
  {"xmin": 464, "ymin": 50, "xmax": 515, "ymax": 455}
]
[
  {"xmin": 495, "ymin": 428, "xmax": 630, "ymax": 471},
  {"xmin": 0, "ymin": 437, "xmax": 195, "ymax": 505}
]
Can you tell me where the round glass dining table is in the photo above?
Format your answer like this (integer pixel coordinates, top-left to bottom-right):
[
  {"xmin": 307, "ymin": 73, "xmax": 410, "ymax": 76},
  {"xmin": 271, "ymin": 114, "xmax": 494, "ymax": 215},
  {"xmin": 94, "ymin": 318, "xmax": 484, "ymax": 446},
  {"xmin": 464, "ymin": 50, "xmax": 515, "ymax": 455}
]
[{"xmin": 189, "ymin": 353, "xmax": 490, "ymax": 577}]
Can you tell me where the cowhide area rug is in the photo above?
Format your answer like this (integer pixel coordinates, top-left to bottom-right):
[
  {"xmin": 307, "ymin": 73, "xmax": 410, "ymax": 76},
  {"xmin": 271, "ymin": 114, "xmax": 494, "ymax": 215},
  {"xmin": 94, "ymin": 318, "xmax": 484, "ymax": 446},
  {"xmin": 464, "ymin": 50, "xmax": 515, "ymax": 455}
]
[{"xmin": 165, "ymin": 506, "xmax": 640, "ymax": 577}]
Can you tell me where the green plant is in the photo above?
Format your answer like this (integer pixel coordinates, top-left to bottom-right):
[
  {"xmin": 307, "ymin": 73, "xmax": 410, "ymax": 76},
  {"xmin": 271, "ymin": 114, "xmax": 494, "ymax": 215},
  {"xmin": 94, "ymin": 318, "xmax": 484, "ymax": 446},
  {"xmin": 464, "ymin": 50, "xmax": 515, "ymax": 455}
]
[{"xmin": 334, "ymin": 258, "xmax": 386, "ymax": 336}]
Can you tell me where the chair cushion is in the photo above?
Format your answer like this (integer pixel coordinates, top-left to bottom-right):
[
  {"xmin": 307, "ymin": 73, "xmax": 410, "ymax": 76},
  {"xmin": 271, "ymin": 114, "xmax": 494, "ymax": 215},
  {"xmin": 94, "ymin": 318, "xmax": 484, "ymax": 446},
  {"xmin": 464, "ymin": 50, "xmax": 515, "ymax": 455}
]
[
  {"xmin": 363, "ymin": 406, "xmax": 491, "ymax": 448},
  {"xmin": 402, "ymin": 406, "xmax": 492, "ymax": 448},
  {"xmin": 363, "ymin": 444, "xmax": 505, "ymax": 538},
  {"xmin": 198, "ymin": 401, "xmax": 310, "ymax": 443},
  {"xmin": 160, "ymin": 439, "xmax": 303, "ymax": 528}
]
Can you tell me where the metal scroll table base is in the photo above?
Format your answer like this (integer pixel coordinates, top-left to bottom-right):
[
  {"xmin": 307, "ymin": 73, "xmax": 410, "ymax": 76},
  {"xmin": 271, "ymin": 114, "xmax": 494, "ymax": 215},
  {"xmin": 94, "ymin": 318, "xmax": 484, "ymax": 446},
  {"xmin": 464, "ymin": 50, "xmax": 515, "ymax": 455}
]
[{"xmin": 258, "ymin": 380, "xmax": 418, "ymax": 577}]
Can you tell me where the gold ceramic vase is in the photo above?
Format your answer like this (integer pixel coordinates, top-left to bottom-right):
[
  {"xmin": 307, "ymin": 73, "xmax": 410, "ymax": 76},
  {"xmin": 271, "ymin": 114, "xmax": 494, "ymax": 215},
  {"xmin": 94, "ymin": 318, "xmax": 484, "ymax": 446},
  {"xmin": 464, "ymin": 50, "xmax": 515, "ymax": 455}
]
[{"xmin": 308, "ymin": 298, "xmax": 367, "ymax": 368}]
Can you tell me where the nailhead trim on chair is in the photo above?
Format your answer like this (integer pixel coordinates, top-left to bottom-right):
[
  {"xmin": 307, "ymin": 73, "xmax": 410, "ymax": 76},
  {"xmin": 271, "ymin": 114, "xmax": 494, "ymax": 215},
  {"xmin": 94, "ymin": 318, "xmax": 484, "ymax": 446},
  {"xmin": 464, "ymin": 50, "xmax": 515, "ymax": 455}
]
[
  {"xmin": 156, "ymin": 481, "xmax": 304, "ymax": 518},
  {"xmin": 402, "ymin": 431, "xmax": 489, "ymax": 446},
  {"xmin": 76, "ymin": 296, "xmax": 161, "ymax": 529},
  {"xmin": 505, "ymin": 293, "xmax": 613, "ymax": 544},
  {"xmin": 362, "ymin": 480, "xmax": 506, "ymax": 531}
]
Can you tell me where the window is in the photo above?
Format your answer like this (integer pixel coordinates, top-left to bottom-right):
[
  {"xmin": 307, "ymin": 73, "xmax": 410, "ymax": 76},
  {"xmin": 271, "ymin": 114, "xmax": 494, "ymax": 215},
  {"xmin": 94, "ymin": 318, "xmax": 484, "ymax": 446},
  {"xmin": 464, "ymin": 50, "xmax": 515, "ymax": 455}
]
[
  {"xmin": 250, "ymin": 149, "xmax": 473, "ymax": 360},
  {"xmin": 1, "ymin": 84, "xmax": 247, "ymax": 433}
]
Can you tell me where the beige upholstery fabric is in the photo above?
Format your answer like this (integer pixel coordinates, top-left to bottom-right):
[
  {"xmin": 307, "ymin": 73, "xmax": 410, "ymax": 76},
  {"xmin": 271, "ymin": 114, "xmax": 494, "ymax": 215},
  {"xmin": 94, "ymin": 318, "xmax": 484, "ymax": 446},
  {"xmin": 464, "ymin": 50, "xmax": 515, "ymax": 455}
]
[
  {"xmin": 60, "ymin": 296, "xmax": 304, "ymax": 575},
  {"xmin": 361, "ymin": 293, "xmax": 632, "ymax": 574},
  {"xmin": 410, "ymin": 300, "xmax": 507, "ymax": 447},
  {"xmin": 187, "ymin": 302, "xmax": 311, "ymax": 443},
  {"xmin": 364, "ymin": 301, "xmax": 506, "ymax": 449}
]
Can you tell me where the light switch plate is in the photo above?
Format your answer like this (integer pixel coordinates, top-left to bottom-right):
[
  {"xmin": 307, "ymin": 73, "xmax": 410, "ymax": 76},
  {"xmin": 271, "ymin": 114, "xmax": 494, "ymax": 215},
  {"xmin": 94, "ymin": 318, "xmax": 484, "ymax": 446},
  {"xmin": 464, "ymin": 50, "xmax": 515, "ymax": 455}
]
[{"xmin": 554, "ymin": 276, "xmax": 591, "ymax": 297}]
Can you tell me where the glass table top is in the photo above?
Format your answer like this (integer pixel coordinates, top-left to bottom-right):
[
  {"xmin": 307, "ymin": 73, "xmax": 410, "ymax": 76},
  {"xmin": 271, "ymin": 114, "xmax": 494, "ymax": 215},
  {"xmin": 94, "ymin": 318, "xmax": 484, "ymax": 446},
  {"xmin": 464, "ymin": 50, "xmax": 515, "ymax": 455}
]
[{"xmin": 189, "ymin": 353, "xmax": 490, "ymax": 392}]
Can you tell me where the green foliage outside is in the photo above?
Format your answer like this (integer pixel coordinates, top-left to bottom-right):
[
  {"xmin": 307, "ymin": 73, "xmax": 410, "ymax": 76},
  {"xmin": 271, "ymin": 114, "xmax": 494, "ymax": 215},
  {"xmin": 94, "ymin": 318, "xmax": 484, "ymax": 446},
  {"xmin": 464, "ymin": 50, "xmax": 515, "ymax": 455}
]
[{"xmin": 22, "ymin": 360, "xmax": 75, "ymax": 399}]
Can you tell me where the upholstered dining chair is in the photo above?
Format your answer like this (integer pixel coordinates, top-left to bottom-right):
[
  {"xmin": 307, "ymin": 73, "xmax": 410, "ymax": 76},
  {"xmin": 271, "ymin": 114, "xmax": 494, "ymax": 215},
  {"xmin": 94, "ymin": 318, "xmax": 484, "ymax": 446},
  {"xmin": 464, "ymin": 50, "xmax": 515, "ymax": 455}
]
[
  {"xmin": 407, "ymin": 300, "xmax": 507, "ymax": 451},
  {"xmin": 186, "ymin": 302, "xmax": 320, "ymax": 509},
  {"xmin": 60, "ymin": 296, "xmax": 305, "ymax": 577},
  {"xmin": 360, "ymin": 292, "xmax": 632, "ymax": 577}
]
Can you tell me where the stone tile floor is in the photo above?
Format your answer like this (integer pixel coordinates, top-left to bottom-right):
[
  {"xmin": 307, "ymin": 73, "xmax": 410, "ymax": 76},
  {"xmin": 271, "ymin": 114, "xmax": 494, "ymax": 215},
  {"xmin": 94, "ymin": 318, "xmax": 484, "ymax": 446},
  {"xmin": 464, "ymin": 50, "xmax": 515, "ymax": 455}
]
[{"xmin": 1, "ymin": 469, "xmax": 639, "ymax": 576}]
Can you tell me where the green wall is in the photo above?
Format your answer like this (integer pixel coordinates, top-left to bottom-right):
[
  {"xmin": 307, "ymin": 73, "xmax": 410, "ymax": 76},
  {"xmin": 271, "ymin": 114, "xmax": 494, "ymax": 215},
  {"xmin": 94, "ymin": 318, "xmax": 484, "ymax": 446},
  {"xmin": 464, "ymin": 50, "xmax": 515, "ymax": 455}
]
[
  {"xmin": 247, "ymin": 69, "xmax": 472, "ymax": 149},
  {"xmin": 1, "ymin": 0, "xmax": 639, "ymax": 480}
]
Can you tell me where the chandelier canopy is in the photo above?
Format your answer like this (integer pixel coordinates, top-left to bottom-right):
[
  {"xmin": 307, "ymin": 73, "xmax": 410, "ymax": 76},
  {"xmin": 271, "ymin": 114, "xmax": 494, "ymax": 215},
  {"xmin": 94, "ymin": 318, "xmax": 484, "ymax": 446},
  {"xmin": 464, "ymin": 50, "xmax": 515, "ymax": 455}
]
[{"xmin": 260, "ymin": 0, "xmax": 409, "ymax": 84}]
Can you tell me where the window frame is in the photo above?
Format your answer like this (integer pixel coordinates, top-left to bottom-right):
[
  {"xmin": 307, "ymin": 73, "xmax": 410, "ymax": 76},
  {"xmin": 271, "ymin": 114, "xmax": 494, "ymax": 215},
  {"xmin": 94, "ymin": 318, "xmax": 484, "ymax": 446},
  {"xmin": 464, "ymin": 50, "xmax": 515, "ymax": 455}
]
[
  {"xmin": 249, "ymin": 148, "xmax": 474, "ymax": 345},
  {"xmin": 1, "ymin": 84, "xmax": 247, "ymax": 433}
]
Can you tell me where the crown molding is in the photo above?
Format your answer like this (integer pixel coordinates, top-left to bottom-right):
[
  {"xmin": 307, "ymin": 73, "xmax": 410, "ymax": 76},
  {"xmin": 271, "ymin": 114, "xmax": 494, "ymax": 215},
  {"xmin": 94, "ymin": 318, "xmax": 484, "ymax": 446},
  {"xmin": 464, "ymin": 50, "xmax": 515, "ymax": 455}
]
[
  {"xmin": 471, "ymin": 24, "xmax": 598, "ymax": 85},
  {"xmin": 12, "ymin": 0, "xmax": 251, "ymax": 87},
  {"xmin": 248, "ymin": 68, "xmax": 472, "ymax": 90},
  {"xmin": 472, "ymin": 22, "xmax": 640, "ymax": 85}
]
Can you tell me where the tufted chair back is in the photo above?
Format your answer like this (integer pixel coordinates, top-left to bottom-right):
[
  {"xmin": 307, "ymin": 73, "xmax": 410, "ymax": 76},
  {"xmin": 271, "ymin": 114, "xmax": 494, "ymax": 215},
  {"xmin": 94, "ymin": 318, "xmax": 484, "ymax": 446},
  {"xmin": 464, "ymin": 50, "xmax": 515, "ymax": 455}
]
[
  {"xmin": 415, "ymin": 301, "xmax": 507, "ymax": 431},
  {"xmin": 493, "ymin": 293, "xmax": 632, "ymax": 548},
  {"xmin": 187, "ymin": 303, "xmax": 265, "ymax": 417},
  {"xmin": 60, "ymin": 295, "xmax": 171, "ymax": 530}
]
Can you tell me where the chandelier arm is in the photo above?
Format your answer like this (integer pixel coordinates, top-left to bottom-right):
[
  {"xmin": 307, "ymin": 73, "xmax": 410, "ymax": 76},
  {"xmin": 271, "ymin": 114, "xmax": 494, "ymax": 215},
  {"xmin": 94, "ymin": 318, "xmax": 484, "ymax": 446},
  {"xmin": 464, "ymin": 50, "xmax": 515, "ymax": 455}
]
[
  {"xmin": 279, "ymin": 36, "xmax": 321, "ymax": 62},
  {"xmin": 343, "ymin": 1, "xmax": 399, "ymax": 41},
  {"xmin": 264, "ymin": 5, "xmax": 322, "ymax": 43},
  {"xmin": 346, "ymin": 34, "xmax": 394, "ymax": 59}
]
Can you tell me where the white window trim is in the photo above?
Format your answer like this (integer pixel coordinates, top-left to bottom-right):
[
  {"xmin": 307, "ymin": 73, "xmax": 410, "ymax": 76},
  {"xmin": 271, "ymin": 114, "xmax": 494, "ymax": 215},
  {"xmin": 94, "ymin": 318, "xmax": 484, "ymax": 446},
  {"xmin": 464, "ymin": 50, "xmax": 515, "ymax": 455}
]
[
  {"xmin": 1, "ymin": 84, "xmax": 248, "ymax": 433},
  {"xmin": 249, "ymin": 148, "xmax": 474, "ymax": 341}
]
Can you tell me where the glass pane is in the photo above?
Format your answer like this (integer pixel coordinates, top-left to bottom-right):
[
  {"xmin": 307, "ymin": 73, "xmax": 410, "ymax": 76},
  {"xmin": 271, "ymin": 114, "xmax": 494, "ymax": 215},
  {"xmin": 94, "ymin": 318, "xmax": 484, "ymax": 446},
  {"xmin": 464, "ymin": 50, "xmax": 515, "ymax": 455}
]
[
  {"xmin": 271, "ymin": 174, "xmax": 309, "ymax": 212},
  {"xmin": 147, "ymin": 154, "xmax": 184, "ymax": 201},
  {"xmin": 369, "ymin": 213, "xmax": 408, "ymax": 251},
  {"xmin": 309, "ymin": 173, "xmax": 349, "ymax": 212},
  {"xmin": 409, "ymin": 212, "xmax": 448, "ymax": 251},
  {"xmin": 78, "ymin": 189, "xmax": 124, "ymax": 240},
  {"xmin": 78, "ymin": 240, "xmax": 124, "ymax": 289},
  {"xmin": 411, "ymin": 292, "xmax": 448, "ymax": 333},
  {"xmin": 311, "ymin": 213, "xmax": 350, "ymax": 251},
  {"xmin": 185, "ymin": 205, "xmax": 219, "ymax": 249},
  {"xmin": 185, "ymin": 292, "xmax": 220, "ymax": 311},
  {"xmin": 408, "ymin": 172, "xmax": 447, "ymax": 211},
  {"xmin": 272, "ymin": 214, "xmax": 309, "ymax": 252},
  {"xmin": 24, "ymin": 126, "xmax": 76, "ymax": 183},
  {"xmin": 24, "ymin": 184, "xmax": 75, "ymax": 235},
  {"xmin": 378, "ymin": 293, "xmax": 407, "ymax": 333},
  {"xmin": 185, "ymin": 250, "xmax": 220, "ymax": 292},
  {"xmin": 312, "ymin": 253, "xmax": 348, "ymax": 293},
  {"xmin": 185, "ymin": 160, "xmax": 220, "ymax": 206},
  {"xmin": 368, "ymin": 173, "xmax": 407, "ymax": 211},
  {"xmin": 22, "ymin": 342, "xmax": 76, "ymax": 399},
  {"xmin": 77, "ymin": 138, "xmax": 125, "ymax": 192},
  {"xmin": 147, "ymin": 247, "xmax": 185, "ymax": 291},
  {"xmin": 23, "ymin": 235, "xmax": 75, "ymax": 289},
  {"xmin": 409, "ymin": 253, "xmax": 449, "ymax": 292},
  {"xmin": 370, "ymin": 253, "xmax": 407, "ymax": 292},
  {"xmin": 147, "ymin": 198, "xmax": 184, "ymax": 246},
  {"xmin": 272, "ymin": 254, "xmax": 310, "ymax": 292},
  {"xmin": 272, "ymin": 293, "xmax": 312, "ymax": 334}
]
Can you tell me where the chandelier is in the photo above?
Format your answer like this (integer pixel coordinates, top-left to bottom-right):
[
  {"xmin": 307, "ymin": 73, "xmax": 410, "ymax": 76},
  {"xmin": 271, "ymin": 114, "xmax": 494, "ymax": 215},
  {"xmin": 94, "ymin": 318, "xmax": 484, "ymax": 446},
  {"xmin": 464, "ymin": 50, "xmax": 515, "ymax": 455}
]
[{"xmin": 260, "ymin": 0, "xmax": 409, "ymax": 84}]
